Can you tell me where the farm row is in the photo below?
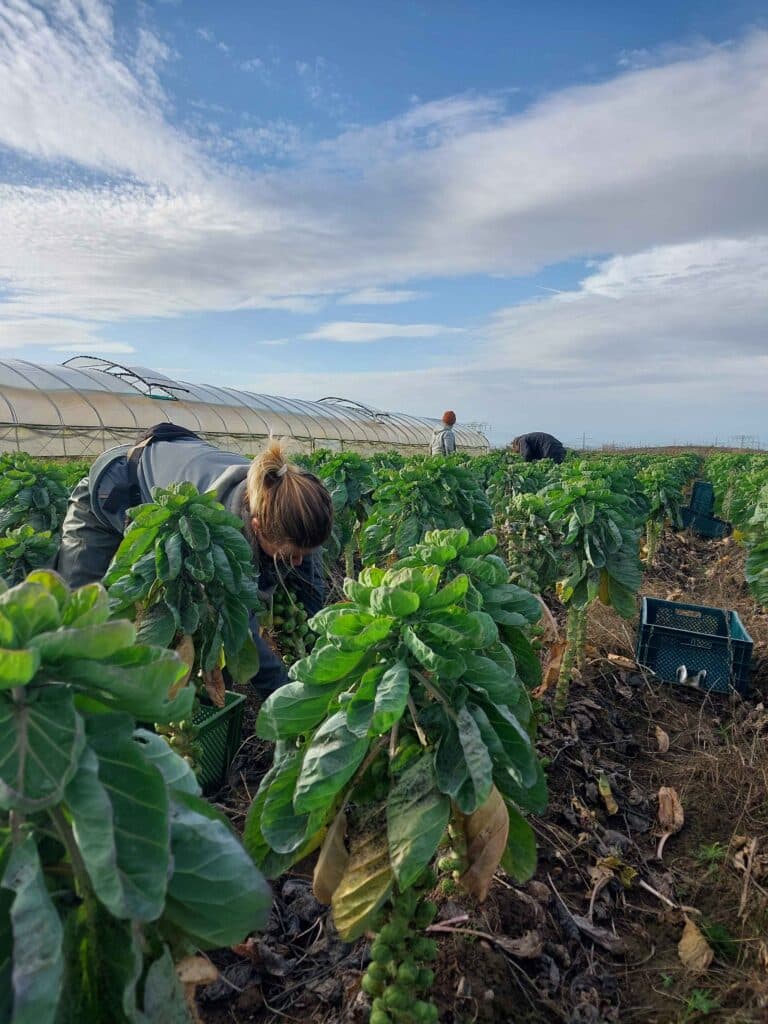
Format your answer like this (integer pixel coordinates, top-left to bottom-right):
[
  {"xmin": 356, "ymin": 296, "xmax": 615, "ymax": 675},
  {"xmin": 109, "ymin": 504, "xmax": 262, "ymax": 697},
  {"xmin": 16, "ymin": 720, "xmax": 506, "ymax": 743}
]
[{"xmin": 0, "ymin": 445, "xmax": 766, "ymax": 1024}]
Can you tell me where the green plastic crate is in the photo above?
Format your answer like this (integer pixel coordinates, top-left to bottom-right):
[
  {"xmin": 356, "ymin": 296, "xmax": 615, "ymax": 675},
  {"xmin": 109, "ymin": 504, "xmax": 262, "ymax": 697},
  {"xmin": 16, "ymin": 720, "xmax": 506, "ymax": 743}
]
[
  {"xmin": 680, "ymin": 507, "xmax": 732, "ymax": 538},
  {"xmin": 192, "ymin": 691, "xmax": 246, "ymax": 793},
  {"xmin": 636, "ymin": 596, "xmax": 752, "ymax": 695}
]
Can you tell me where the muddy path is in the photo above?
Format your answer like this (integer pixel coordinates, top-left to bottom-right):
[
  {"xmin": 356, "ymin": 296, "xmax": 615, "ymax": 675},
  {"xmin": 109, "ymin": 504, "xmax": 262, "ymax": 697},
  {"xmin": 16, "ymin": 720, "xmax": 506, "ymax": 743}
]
[{"xmin": 199, "ymin": 531, "xmax": 768, "ymax": 1024}]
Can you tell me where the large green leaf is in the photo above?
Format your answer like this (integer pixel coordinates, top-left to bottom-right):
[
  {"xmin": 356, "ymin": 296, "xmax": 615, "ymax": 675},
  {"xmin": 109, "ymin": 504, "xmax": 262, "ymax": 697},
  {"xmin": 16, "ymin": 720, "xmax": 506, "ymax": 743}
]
[
  {"xmin": 0, "ymin": 688, "xmax": 84, "ymax": 811},
  {"xmin": 0, "ymin": 648, "xmax": 40, "ymax": 688},
  {"xmin": 0, "ymin": 581, "xmax": 60, "ymax": 645},
  {"xmin": 369, "ymin": 586, "xmax": 420, "ymax": 618},
  {"xmin": 260, "ymin": 751, "xmax": 314, "ymax": 854},
  {"xmin": 178, "ymin": 515, "xmax": 210, "ymax": 552},
  {"xmin": 455, "ymin": 706, "xmax": 493, "ymax": 814},
  {"xmin": 56, "ymin": 646, "xmax": 193, "ymax": 723},
  {"xmin": 132, "ymin": 729, "xmax": 200, "ymax": 795},
  {"xmin": 135, "ymin": 603, "xmax": 177, "ymax": 648},
  {"xmin": 293, "ymin": 712, "xmax": 370, "ymax": 814},
  {"xmin": 256, "ymin": 682, "xmax": 334, "ymax": 741},
  {"xmin": 461, "ymin": 652, "xmax": 520, "ymax": 705},
  {"xmin": 68, "ymin": 717, "xmax": 170, "ymax": 921},
  {"xmin": 476, "ymin": 699, "xmax": 539, "ymax": 788},
  {"xmin": 387, "ymin": 756, "xmax": 450, "ymax": 889},
  {"xmin": 163, "ymin": 793, "xmax": 271, "ymax": 948},
  {"xmin": 345, "ymin": 666, "xmax": 385, "ymax": 738},
  {"xmin": 422, "ymin": 574, "xmax": 469, "ymax": 610},
  {"xmin": 139, "ymin": 947, "xmax": 189, "ymax": 1024},
  {"xmin": 29, "ymin": 621, "xmax": 135, "ymax": 663},
  {"xmin": 500, "ymin": 804, "xmax": 538, "ymax": 882},
  {"xmin": 370, "ymin": 660, "xmax": 409, "ymax": 734},
  {"xmin": 290, "ymin": 643, "xmax": 369, "ymax": 686},
  {"xmin": 434, "ymin": 717, "xmax": 469, "ymax": 797},
  {"xmin": 1, "ymin": 836, "xmax": 63, "ymax": 1024},
  {"xmin": 402, "ymin": 626, "xmax": 466, "ymax": 679},
  {"xmin": 56, "ymin": 901, "xmax": 143, "ymax": 1024}
]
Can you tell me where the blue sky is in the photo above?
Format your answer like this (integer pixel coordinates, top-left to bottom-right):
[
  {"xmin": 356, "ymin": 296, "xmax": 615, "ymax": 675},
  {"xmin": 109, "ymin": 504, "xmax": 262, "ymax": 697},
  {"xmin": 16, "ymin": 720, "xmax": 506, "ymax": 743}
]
[{"xmin": 1, "ymin": 1, "xmax": 767, "ymax": 445}]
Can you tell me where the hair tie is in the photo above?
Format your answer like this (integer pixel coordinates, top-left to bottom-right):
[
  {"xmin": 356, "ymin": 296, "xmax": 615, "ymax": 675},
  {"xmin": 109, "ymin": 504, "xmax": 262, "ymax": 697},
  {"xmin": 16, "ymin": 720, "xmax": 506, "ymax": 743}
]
[{"xmin": 276, "ymin": 464, "xmax": 288, "ymax": 477}]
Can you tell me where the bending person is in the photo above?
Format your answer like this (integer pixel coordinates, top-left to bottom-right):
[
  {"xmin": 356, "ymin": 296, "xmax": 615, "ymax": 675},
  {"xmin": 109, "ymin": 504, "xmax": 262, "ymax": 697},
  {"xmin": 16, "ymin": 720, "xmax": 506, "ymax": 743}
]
[
  {"xmin": 56, "ymin": 424, "xmax": 333, "ymax": 695},
  {"xmin": 510, "ymin": 431, "xmax": 566, "ymax": 464}
]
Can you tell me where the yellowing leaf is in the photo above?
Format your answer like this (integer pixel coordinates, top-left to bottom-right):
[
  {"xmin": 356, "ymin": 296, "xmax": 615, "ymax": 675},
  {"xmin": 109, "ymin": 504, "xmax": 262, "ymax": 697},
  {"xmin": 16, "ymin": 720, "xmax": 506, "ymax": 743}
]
[
  {"xmin": 598, "ymin": 774, "xmax": 619, "ymax": 816},
  {"xmin": 678, "ymin": 918, "xmax": 714, "ymax": 974},
  {"xmin": 598, "ymin": 569, "xmax": 611, "ymax": 605},
  {"xmin": 313, "ymin": 809, "xmax": 349, "ymax": 905},
  {"xmin": 458, "ymin": 785, "xmax": 509, "ymax": 902},
  {"xmin": 332, "ymin": 813, "xmax": 393, "ymax": 941},
  {"xmin": 171, "ymin": 634, "xmax": 195, "ymax": 696}
]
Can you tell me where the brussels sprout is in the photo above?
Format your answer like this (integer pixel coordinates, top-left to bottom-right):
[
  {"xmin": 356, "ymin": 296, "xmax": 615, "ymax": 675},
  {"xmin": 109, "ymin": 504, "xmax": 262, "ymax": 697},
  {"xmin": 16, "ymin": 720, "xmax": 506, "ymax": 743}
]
[
  {"xmin": 361, "ymin": 974, "xmax": 383, "ymax": 997},
  {"xmin": 397, "ymin": 962, "xmax": 418, "ymax": 986},
  {"xmin": 371, "ymin": 942, "xmax": 394, "ymax": 964},
  {"xmin": 410, "ymin": 938, "xmax": 438, "ymax": 962},
  {"xmin": 416, "ymin": 968, "xmax": 435, "ymax": 990},
  {"xmin": 414, "ymin": 900, "xmax": 438, "ymax": 927}
]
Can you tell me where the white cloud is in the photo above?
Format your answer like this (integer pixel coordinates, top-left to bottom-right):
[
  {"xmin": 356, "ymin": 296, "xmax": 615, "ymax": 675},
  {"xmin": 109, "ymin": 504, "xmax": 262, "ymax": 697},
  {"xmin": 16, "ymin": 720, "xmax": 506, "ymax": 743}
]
[
  {"xmin": 339, "ymin": 288, "xmax": 427, "ymax": 305},
  {"xmin": 50, "ymin": 341, "xmax": 135, "ymax": 354},
  {"xmin": 301, "ymin": 322, "xmax": 462, "ymax": 343},
  {"xmin": 0, "ymin": 2, "xmax": 204, "ymax": 187}
]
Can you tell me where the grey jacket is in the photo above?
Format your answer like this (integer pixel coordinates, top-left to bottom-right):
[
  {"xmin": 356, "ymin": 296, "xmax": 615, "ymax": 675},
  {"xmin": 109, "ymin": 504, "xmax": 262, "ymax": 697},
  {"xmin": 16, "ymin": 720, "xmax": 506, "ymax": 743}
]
[
  {"xmin": 430, "ymin": 426, "xmax": 456, "ymax": 456},
  {"xmin": 56, "ymin": 438, "xmax": 324, "ymax": 613}
]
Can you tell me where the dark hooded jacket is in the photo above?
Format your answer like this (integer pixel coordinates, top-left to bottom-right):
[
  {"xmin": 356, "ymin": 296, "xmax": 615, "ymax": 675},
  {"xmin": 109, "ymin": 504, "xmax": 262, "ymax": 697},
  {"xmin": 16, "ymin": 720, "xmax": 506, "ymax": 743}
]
[{"xmin": 513, "ymin": 432, "xmax": 566, "ymax": 464}]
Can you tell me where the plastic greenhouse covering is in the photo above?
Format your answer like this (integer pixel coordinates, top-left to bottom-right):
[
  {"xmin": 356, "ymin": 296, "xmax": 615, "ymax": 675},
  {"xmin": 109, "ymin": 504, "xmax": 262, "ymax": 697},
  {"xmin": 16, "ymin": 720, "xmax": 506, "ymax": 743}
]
[{"xmin": 0, "ymin": 357, "xmax": 489, "ymax": 459}]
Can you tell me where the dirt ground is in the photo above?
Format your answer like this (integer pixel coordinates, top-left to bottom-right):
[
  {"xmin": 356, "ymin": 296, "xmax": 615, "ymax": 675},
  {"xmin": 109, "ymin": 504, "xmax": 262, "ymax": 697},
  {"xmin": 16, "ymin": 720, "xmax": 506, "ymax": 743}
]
[{"xmin": 199, "ymin": 529, "xmax": 768, "ymax": 1024}]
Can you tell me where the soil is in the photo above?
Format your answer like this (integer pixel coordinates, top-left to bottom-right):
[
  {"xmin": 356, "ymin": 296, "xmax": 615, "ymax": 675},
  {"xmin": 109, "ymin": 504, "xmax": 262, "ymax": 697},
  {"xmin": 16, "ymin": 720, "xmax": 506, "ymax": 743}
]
[{"xmin": 198, "ymin": 529, "xmax": 768, "ymax": 1024}]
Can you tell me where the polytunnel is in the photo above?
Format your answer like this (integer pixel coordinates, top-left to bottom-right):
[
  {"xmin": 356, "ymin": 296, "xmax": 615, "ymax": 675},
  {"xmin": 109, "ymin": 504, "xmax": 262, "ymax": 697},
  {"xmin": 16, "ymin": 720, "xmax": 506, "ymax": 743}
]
[{"xmin": 0, "ymin": 357, "xmax": 490, "ymax": 459}]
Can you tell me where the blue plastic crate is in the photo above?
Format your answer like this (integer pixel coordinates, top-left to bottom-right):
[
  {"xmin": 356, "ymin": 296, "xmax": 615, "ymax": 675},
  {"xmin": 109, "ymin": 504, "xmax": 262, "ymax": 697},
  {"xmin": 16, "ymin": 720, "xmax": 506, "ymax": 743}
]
[
  {"xmin": 680, "ymin": 507, "xmax": 732, "ymax": 539},
  {"xmin": 689, "ymin": 481, "xmax": 715, "ymax": 515},
  {"xmin": 636, "ymin": 597, "xmax": 752, "ymax": 695}
]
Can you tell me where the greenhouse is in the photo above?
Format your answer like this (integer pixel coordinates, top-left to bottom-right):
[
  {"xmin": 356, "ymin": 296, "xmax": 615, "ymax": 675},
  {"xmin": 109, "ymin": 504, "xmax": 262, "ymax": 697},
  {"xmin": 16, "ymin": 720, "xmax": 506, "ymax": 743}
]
[{"xmin": 0, "ymin": 357, "xmax": 489, "ymax": 458}]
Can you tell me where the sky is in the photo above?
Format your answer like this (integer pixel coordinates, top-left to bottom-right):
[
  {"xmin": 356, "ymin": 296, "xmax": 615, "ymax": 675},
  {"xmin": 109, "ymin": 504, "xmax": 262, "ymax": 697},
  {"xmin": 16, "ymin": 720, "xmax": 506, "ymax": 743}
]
[{"xmin": 0, "ymin": 1, "xmax": 767, "ymax": 447}]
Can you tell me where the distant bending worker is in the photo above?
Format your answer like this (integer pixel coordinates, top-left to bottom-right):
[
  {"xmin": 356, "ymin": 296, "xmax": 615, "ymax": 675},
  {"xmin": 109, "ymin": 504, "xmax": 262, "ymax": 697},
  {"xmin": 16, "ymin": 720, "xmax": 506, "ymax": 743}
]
[
  {"xmin": 431, "ymin": 410, "xmax": 457, "ymax": 455},
  {"xmin": 510, "ymin": 432, "xmax": 566, "ymax": 464}
]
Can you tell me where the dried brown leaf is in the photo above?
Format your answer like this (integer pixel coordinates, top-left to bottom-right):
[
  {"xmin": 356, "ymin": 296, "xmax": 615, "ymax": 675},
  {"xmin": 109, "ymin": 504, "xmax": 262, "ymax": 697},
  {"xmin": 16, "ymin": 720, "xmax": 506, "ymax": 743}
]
[
  {"xmin": 657, "ymin": 787, "xmax": 684, "ymax": 834},
  {"xmin": 569, "ymin": 913, "xmax": 625, "ymax": 954},
  {"xmin": 458, "ymin": 786, "xmax": 510, "ymax": 902},
  {"xmin": 607, "ymin": 653, "xmax": 637, "ymax": 671},
  {"xmin": 495, "ymin": 930, "xmax": 544, "ymax": 959},
  {"xmin": 678, "ymin": 918, "xmax": 714, "ymax": 973},
  {"xmin": 654, "ymin": 726, "xmax": 670, "ymax": 753},
  {"xmin": 313, "ymin": 809, "xmax": 349, "ymax": 905},
  {"xmin": 176, "ymin": 956, "xmax": 219, "ymax": 986},
  {"xmin": 202, "ymin": 667, "xmax": 226, "ymax": 708},
  {"xmin": 535, "ymin": 639, "xmax": 567, "ymax": 697}
]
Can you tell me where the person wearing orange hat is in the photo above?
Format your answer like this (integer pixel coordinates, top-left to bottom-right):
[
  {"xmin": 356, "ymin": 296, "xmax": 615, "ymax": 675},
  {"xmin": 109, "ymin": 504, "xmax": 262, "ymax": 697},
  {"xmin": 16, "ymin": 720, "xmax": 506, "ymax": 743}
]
[{"xmin": 431, "ymin": 410, "xmax": 457, "ymax": 455}]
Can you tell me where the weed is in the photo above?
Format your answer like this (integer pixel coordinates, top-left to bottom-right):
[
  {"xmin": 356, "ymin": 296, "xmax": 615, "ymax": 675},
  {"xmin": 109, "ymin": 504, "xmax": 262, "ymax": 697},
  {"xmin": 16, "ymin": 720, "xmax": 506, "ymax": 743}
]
[
  {"xmin": 682, "ymin": 988, "xmax": 720, "ymax": 1020},
  {"xmin": 694, "ymin": 842, "xmax": 726, "ymax": 873},
  {"xmin": 701, "ymin": 920, "xmax": 738, "ymax": 960}
]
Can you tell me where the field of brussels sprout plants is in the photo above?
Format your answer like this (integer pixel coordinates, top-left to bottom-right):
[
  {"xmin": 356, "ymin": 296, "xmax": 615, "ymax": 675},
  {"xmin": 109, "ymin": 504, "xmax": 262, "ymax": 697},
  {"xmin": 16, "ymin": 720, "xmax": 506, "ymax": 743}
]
[{"xmin": 1, "ymin": 446, "xmax": 768, "ymax": 1024}]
